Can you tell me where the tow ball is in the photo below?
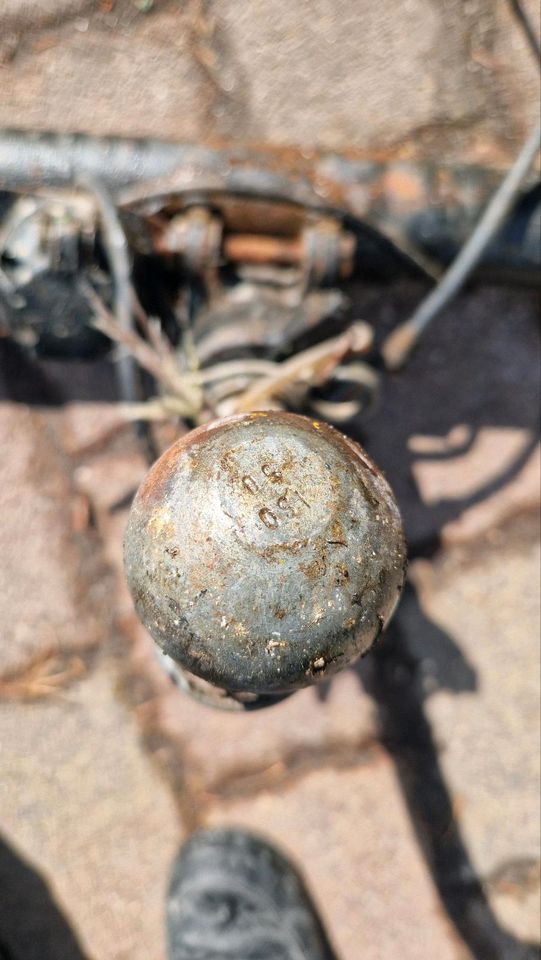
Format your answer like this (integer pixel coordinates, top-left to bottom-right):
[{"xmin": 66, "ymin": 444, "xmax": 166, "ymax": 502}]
[{"xmin": 124, "ymin": 412, "xmax": 406, "ymax": 709}]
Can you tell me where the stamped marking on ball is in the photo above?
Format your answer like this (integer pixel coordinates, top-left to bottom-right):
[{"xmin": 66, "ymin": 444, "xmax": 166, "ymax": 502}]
[
  {"xmin": 259, "ymin": 507, "xmax": 279, "ymax": 529},
  {"xmin": 219, "ymin": 439, "xmax": 328, "ymax": 547},
  {"xmin": 241, "ymin": 459, "xmax": 313, "ymax": 531}
]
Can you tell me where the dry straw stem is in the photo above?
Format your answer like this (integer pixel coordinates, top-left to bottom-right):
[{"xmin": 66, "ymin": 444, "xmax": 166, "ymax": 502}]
[
  {"xmin": 0, "ymin": 653, "xmax": 86, "ymax": 701},
  {"xmin": 229, "ymin": 322, "xmax": 373, "ymax": 414},
  {"xmin": 87, "ymin": 284, "xmax": 373, "ymax": 423}
]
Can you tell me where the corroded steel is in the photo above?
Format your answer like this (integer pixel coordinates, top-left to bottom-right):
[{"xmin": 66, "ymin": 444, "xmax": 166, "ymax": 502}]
[
  {"xmin": 124, "ymin": 412, "xmax": 406, "ymax": 695},
  {"xmin": 1, "ymin": 132, "xmax": 538, "ymax": 288}
]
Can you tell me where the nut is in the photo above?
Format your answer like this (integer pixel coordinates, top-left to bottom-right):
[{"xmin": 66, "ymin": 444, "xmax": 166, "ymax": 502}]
[{"xmin": 124, "ymin": 412, "xmax": 406, "ymax": 695}]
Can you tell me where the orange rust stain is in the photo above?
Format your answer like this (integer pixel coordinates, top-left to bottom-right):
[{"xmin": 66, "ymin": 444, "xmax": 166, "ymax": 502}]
[
  {"xmin": 138, "ymin": 443, "xmax": 180, "ymax": 508},
  {"xmin": 382, "ymin": 168, "xmax": 425, "ymax": 212},
  {"xmin": 300, "ymin": 556, "xmax": 327, "ymax": 581},
  {"xmin": 137, "ymin": 419, "xmax": 226, "ymax": 508},
  {"xmin": 335, "ymin": 565, "xmax": 350, "ymax": 584},
  {"xmin": 328, "ymin": 519, "xmax": 346, "ymax": 545},
  {"xmin": 202, "ymin": 134, "xmax": 417, "ymax": 173}
]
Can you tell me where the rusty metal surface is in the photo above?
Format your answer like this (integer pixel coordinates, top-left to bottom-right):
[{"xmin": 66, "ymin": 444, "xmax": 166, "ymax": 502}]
[
  {"xmin": 153, "ymin": 205, "xmax": 355, "ymax": 282},
  {"xmin": 1, "ymin": 131, "xmax": 538, "ymax": 281},
  {"xmin": 124, "ymin": 411, "xmax": 406, "ymax": 695}
]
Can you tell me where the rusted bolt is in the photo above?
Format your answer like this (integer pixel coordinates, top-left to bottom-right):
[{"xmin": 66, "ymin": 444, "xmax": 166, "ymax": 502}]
[
  {"xmin": 124, "ymin": 412, "xmax": 406, "ymax": 697},
  {"xmin": 155, "ymin": 209, "xmax": 355, "ymax": 282}
]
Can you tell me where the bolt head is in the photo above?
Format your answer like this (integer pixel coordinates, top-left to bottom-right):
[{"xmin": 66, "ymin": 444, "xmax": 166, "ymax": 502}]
[{"xmin": 124, "ymin": 412, "xmax": 406, "ymax": 694}]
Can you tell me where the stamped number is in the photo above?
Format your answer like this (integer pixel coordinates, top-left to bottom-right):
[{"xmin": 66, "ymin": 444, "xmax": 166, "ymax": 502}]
[{"xmin": 241, "ymin": 462, "xmax": 311, "ymax": 529}]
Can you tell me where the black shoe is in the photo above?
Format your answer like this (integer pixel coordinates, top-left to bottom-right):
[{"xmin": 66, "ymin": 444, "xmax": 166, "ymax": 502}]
[{"xmin": 166, "ymin": 828, "xmax": 338, "ymax": 960}]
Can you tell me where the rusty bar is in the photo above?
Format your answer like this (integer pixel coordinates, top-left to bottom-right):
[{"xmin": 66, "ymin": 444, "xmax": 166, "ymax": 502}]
[{"xmin": 223, "ymin": 233, "xmax": 303, "ymax": 265}]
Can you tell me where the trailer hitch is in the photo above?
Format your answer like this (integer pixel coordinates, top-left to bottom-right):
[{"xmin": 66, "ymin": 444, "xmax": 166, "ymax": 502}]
[
  {"xmin": 112, "ymin": 154, "xmax": 407, "ymax": 709},
  {"xmin": 1, "ymin": 131, "xmax": 537, "ymax": 708}
]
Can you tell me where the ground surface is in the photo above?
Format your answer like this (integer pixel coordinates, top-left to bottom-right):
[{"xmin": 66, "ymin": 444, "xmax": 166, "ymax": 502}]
[
  {"xmin": 0, "ymin": 3, "xmax": 540, "ymax": 957},
  {"xmin": 0, "ymin": 283, "xmax": 539, "ymax": 960},
  {"xmin": 1, "ymin": 0, "xmax": 540, "ymax": 165}
]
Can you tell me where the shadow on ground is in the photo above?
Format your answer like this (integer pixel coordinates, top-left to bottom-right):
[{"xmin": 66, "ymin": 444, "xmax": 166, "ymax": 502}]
[
  {"xmin": 0, "ymin": 836, "xmax": 88, "ymax": 960},
  {"xmin": 328, "ymin": 282, "xmax": 539, "ymax": 959}
]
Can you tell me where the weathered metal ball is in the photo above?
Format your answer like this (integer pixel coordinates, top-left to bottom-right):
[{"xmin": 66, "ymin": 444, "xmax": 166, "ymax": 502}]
[{"xmin": 124, "ymin": 412, "xmax": 406, "ymax": 695}]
